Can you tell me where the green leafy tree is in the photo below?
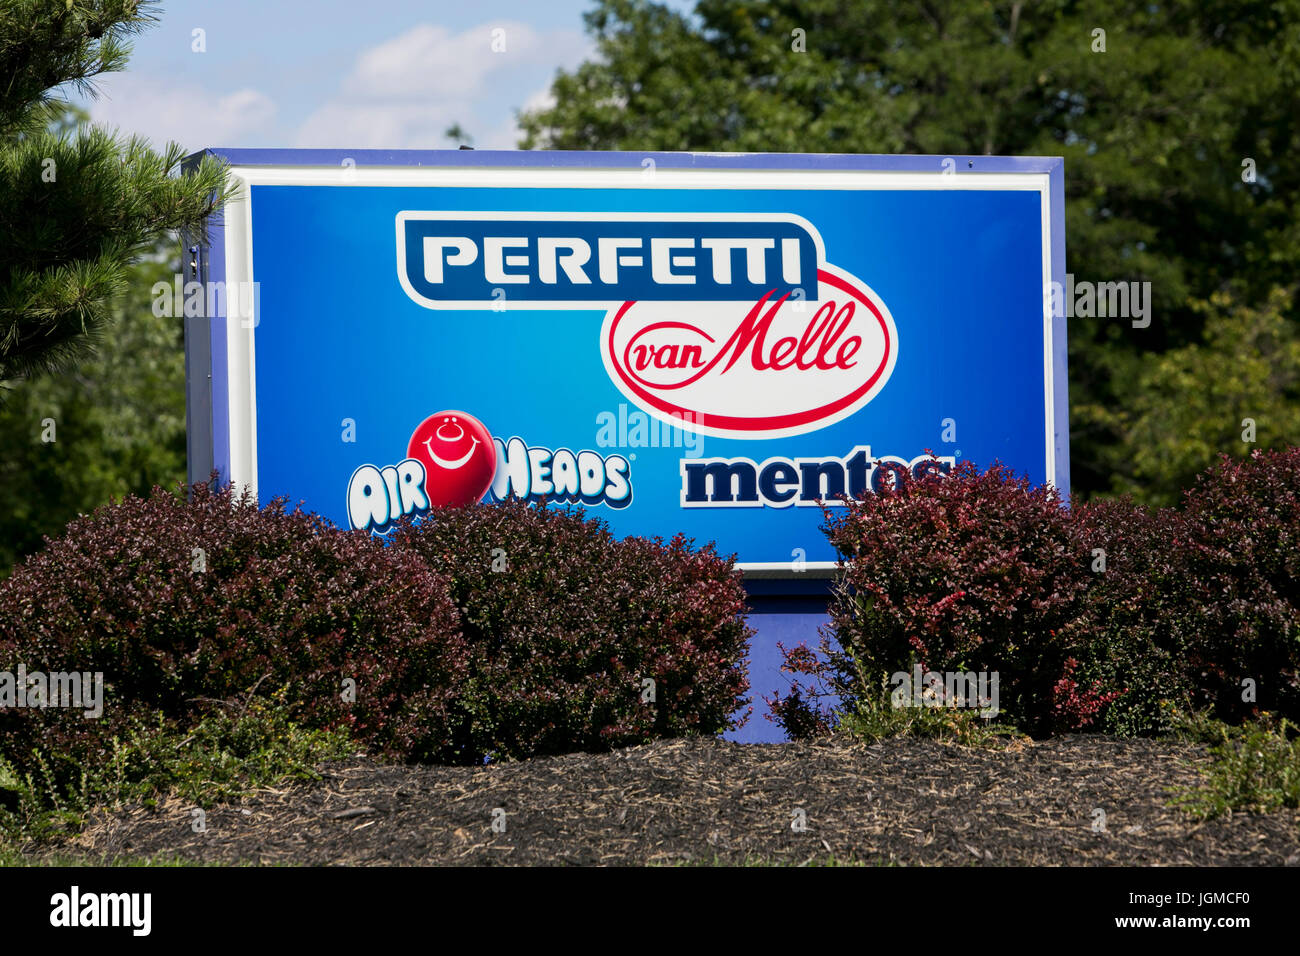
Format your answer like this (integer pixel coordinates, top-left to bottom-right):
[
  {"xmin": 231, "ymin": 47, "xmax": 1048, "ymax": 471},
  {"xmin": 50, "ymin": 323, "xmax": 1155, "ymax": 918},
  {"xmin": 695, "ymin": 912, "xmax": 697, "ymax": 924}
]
[
  {"xmin": 0, "ymin": 251, "xmax": 186, "ymax": 575},
  {"xmin": 520, "ymin": 0, "xmax": 1300, "ymax": 501},
  {"xmin": 1118, "ymin": 286, "xmax": 1300, "ymax": 506},
  {"xmin": 0, "ymin": 0, "xmax": 230, "ymax": 389}
]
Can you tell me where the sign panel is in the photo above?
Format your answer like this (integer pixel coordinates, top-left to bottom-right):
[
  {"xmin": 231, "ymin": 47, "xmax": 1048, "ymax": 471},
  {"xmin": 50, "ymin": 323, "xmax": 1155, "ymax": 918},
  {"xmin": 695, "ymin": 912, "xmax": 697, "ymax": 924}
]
[{"xmin": 186, "ymin": 150, "xmax": 1067, "ymax": 572}]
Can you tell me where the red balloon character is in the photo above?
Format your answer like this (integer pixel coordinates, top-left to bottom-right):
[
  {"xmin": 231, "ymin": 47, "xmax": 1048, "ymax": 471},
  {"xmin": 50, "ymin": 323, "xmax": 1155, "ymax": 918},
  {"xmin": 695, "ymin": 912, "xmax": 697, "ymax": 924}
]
[{"xmin": 406, "ymin": 410, "xmax": 497, "ymax": 507}]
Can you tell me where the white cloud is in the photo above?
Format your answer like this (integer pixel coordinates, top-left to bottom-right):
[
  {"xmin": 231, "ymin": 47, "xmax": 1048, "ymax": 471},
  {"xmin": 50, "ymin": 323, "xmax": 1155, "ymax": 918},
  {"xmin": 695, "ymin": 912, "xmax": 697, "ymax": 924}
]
[
  {"xmin": 78, "ymin": 19, "xmax": 589, "ymax": 152},
  {"xmin": 519, "ymin": 85, "xmax": 558, "ymax": 116},
  {"xmin": 84, "ymin": 73, "xmax": 275, "ymax": 151},
  {"xmin": 295, "ymin": 21, "xmax": 589, "ymax": 148},
  {"xmin": 481, "ymin": 83, "xmax": 558, "ymax": 149},
  {"xmin": 295, "ymin": 101, "xmax": 460, "ymax": 150},
  {"xmin": 343, "ymin": 23, "xmax": 539, "ymax": 101}
]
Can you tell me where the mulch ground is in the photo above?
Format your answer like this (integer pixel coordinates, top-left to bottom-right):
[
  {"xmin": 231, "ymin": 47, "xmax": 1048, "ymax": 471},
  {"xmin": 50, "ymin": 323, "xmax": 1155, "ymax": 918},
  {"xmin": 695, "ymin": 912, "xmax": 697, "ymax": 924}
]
[{"xmin": 46, "ymin": 735, "xmax": 1300, "ymax": 866}]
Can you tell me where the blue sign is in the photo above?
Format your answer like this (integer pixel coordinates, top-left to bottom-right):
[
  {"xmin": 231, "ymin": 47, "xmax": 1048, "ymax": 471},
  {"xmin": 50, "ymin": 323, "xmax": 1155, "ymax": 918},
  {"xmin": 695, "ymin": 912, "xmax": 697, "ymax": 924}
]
[{"xmin": 186, "ymin": 150, "xmax": 1068, "ymax": 572}]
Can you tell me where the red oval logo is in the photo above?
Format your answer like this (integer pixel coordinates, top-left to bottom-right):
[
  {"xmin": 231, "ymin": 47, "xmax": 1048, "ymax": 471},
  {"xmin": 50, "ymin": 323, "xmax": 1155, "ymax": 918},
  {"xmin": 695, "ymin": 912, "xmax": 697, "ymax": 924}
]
[
  {"xmin": 407, "ymin": 410, "xmax": 497, "ymax": 506},
  {"xmin": 601, "ymin": 266, "xmax": 896, "ymax": 438}
]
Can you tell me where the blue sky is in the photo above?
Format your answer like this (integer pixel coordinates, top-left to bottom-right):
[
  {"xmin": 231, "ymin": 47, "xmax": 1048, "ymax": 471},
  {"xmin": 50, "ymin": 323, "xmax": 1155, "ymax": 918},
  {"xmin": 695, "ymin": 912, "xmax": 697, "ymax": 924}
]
[{"xmin": 74, "ymin": 0, "xmax": 696, "ymax": 152}]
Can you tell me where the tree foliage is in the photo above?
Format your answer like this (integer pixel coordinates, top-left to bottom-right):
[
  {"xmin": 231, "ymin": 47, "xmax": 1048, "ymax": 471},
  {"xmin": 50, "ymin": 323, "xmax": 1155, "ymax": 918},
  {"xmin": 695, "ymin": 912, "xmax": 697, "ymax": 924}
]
[
  {"xmin": 0, "ymin": 252, "xmax": 186, "ymax": 575},
  {"xmin": 0, "ymin": 0, "xmax": 230, "ymax": 386},
  {"xmin": 1120, "ymin": 286, "xmax": 1300, "ymax": 505},
  {"xmin": 520, "ymin": 0, "xmax": 1300, "ymax": 500}
]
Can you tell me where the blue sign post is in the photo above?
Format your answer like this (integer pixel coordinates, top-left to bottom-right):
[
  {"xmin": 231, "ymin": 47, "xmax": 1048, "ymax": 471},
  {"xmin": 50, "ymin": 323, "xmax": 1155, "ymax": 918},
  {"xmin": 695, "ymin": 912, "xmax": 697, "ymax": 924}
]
[{"xmin": 183, "ymin": 149, "xmax": 1067, "ymax": 742}]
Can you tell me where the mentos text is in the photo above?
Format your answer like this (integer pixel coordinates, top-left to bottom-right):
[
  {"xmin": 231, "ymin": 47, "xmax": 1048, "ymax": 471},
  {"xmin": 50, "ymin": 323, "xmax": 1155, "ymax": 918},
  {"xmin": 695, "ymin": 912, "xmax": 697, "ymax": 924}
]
[
  {"xmin": 397, "ymin": 212, "xmax": 820, "ymax": 307},
  {"xmin": 680, "ymin": 446, "xmax": 954, "ymax": 507}
]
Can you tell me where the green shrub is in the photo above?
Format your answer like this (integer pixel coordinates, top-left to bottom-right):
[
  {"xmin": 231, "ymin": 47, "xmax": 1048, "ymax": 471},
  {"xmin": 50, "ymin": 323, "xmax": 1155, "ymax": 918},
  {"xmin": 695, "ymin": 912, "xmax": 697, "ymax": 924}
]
[
  {"xmin": 1068, "ymin": 449, "xmax": 1300, "ymax": 734},
  {"xmin": 816, "ymin": 459, "xmax": 1089, "ymax": 737},
  {"xmin": 1171, "ymin": 715, "xmax": 1300, "ymax": 818},
  {"xmin": 0, "ymin": 697, "xmax": 353, "ymax": 841},
  {"xmin": 1181, "ymin": 448, "xmax": 1300, "ymax": 722},
  {"xmin": 837, "ymin": 672, "xmax": 1019, "ymax": 746},
  {"xmin": 786, "ymin": 449, "xmax": 1300, "ymax": 741},
  {"xmin": 390, "ymin": 499, "xmax": 752, "ymax": 761},
  {"xmin": 1064, "ymin": 496, "xmax": 1201, "ymax": 735},
  {"xmin": 0, "ymin": 478, "xmax": 467, "ymax": 778}
]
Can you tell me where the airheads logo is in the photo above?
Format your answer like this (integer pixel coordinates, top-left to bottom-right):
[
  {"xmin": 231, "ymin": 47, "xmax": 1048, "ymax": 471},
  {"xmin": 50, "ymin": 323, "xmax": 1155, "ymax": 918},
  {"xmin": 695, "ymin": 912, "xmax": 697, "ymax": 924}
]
[
  {"xmin": 346, "ymin": 410, "xmax": 632, "ymax": 532},
  {"xmin": 396, "ymin": 212, "xmax": 897, "ymax": 439}
]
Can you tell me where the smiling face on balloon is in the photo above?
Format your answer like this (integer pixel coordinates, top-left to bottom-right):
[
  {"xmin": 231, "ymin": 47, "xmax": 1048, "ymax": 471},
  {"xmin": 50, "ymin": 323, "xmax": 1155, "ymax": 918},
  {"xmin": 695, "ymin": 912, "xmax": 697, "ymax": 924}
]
[{"xmin": 406, "ymin": 410, "xmax": 497, "ymax": 507}]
